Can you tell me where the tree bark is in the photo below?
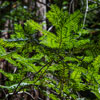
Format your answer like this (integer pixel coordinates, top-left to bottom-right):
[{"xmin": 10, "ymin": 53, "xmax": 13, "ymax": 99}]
[{"xmin": 36, "ymin": 0, "xmax": 47, "ymax": 36}]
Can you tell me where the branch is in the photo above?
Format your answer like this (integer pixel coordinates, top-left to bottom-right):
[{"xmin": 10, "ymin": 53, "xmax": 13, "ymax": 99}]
[
  {"xmin": 13, "ymin": 76, "xmax": 29, "ymax": 95},
  {"xmin": 47, "ymin": 26, "xmax": 53, "ymax": 32},
  {"xmin": 6, "ymin": 91, "xmax": 35, "ymax": 100},
  {"xmin": 83, "ymin": 0, "xmax": 88, "ymax": 28},
  {"xmin": 69, "ymin": 0, "xmax": 74, "ymax": 13},
  {"xmin": 36, "ymin": 0, "xmax": 50, "ymax": 7},
  {"xmin": 12, "ymin": 60, "xmax": 53, "ymax": 95},
  {"xmin": 4, "ymin": 38, "xmax": 28, "ymax": 42}
]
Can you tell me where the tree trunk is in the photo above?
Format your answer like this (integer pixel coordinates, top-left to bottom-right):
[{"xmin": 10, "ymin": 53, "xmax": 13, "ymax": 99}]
[{"xmin": 36, "ymin": 0, "xmax": 47, "ymax": 36}]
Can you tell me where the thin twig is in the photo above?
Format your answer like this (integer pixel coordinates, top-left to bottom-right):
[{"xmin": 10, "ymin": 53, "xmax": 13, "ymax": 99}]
[
  {"xmin": 34, "ymin": 60, "xmax": 53, "ymax": 84},
  {"xmin": 2, "ymin": 88, "xmax": 8, "ymax": 100},
  {"xmin": 69, "ymin": 0, "xmax": 74, "ymax": 14},
  {"xmin": 4, "ymin": 38, "xmax": 28, "ymax": 42},
  {"xmin": 6, "ymin": 91, "xmax": 35, "ymax": 100},
  {"xmin": 24, "ymin": 91, "xmax": 35, "ymax": 100},
  {"xmin": 83, "ymin": 0, "xmax": 88, "ymax": 28},
  {"xmin": 13, "ymin": 76, "xmax": 29, "ymax": 95},
  {"xmin": 47, "ymin": 26, "xmax": 53, "ymax": 32},
  {"xmin": 13, "ymin": 60, "xmax": 53, "ymax": 95}
]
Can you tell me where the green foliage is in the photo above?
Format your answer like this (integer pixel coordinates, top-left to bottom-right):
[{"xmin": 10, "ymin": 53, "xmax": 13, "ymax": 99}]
[
  {"xmin": 0, "ymin": 5, "xmax": 100, "ymax": 99},
  {"xmin": 0, "ymin": 69, "xmax": 14, "ymax": 81}
]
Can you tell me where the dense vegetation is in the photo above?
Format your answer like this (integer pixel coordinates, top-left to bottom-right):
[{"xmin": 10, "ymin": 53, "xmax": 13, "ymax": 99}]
[{"xmin": 0, "ymin": 0, "xmax": 100, "ymax": 100}]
